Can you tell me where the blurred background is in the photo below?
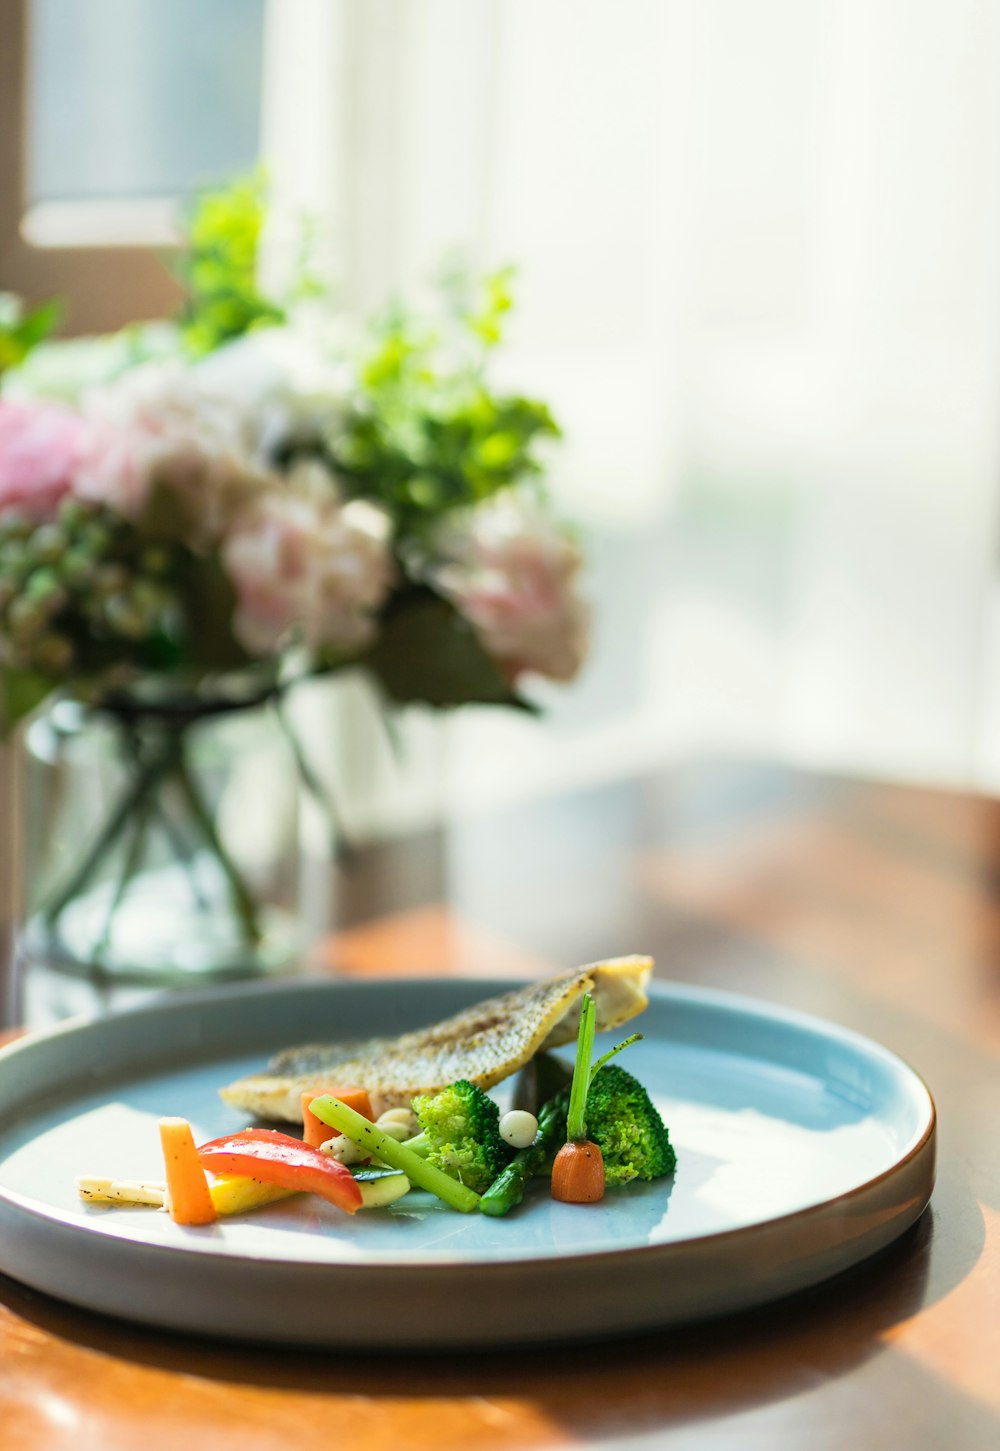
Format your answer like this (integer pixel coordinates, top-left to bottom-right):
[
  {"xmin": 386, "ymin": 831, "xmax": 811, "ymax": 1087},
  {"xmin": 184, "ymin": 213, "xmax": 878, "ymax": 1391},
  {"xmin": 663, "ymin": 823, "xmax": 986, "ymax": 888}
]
[{"xmin": 3, "ymin": 0, "xmax": 1000, "ymax": 847}]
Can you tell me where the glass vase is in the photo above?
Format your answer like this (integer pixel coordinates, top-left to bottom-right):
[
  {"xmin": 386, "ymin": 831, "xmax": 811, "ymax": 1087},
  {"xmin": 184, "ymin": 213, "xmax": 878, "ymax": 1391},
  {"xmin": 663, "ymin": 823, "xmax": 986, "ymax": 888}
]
[{"xmin": 19, "ymin": 696, "xmax": 306, "ymax": 983}]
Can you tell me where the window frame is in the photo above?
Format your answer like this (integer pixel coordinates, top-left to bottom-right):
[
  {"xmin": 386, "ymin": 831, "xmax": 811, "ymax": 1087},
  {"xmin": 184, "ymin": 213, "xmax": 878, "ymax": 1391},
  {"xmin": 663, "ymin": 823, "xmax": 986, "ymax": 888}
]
[{"xmin": 0, "ymin": 0, "xmax": 181, "ymax": 335}]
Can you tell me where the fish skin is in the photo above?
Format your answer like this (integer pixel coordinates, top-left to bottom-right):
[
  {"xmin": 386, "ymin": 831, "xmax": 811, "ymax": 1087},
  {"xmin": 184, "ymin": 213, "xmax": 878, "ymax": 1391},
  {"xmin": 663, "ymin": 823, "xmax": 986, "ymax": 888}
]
[{"xmin": 219, "ymin": 956, "xmax": 653, "ymax": 1122}]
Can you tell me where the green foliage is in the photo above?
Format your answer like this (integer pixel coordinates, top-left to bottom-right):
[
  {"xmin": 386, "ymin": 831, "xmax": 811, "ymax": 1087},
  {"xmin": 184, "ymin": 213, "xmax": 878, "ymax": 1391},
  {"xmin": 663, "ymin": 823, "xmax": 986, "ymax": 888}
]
[
  {"xmin": 584, "ymin": 1064, "xmax": 676, "ymax": 1187},
  {"xmin": 360, "ymin": 585, "xmax": 532, "ymax": 710},
  {"xmin": 332, "ymin": 272, "xmax": 560, "ymax": 540},
  {"xmin": 435, "ymin": 259, "xmax": 517, "ymax": 349},
  {"xmin": 172, "ymin": 552, "xmax": 251, "ymax": 674},
  {"xmin": 0, "ymin": 668, "xmax": 54, "ymax": 736},
  {"xmin": 0, "ymin": 297, "xmax": 61, "ymax": 377},
  {"xmin": 412, "ymin": 1080, "xmax": 514, "ymax": 1195},
  {"xmin": 176, "ymin": 175, "xmax": 285, "ymax": 357}
]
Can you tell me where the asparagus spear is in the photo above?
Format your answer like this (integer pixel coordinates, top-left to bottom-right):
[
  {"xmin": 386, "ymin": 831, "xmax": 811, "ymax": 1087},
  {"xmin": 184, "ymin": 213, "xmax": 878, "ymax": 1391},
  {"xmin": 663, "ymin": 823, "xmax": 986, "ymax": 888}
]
[{"xmin": 479, "ymin": 1090, "xmax": 568, "ymax": 1217}]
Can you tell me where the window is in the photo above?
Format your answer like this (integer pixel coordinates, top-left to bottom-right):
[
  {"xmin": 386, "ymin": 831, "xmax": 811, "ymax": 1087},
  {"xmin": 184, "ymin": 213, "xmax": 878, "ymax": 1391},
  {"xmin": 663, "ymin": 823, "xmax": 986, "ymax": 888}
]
[
  {"xmin": 4, "ymin": 0, "xmax": 1000, "ymax": 834},
  {"xmin": 0, "ymin": 0, "xmax": 266, "ymax": 329}
]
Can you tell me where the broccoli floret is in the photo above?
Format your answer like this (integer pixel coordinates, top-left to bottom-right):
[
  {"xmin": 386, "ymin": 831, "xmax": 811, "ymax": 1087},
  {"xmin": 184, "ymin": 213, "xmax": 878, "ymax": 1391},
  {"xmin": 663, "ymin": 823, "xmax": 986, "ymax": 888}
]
[
  {"xmin": 584, "ymin": 1063, "xmax": 676, "ymax": 1187},
  {"xmin": 411, "ymin": 1080, "xmax": 513, "ymax": 1194}
]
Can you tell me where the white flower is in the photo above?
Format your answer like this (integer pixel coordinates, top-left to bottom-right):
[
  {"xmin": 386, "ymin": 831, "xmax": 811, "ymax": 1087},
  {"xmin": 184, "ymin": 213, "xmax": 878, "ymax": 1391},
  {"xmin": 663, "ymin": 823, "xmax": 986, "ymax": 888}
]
[
  {"xmin": 74, "ymin": 359, "xmax": 266, "ymax": 538},
  {"xmin": 2, "ymin": 324, "xmax": 182, "ymax": 406},
  {"xmin": 196, "ymin": 327, "xmax": 349, "ymax": 460},
  {"xmin": 431, "ymin": 493, "xmax": 589, "ymax": 682},
  {"xmin": 222, "ymin": 460, "xmax": 394, "ymax": 658}
]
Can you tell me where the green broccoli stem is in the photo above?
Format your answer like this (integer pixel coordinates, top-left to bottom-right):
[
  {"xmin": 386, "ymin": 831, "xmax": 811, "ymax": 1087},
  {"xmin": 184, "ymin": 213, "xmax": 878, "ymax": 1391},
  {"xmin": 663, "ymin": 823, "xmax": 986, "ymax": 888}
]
[
  {"xmin": 402, "ymin": 1132, "xmax": 430, "ymax": 1156},
  {"xmin": 479, "ymin": 1092, "xmax": 568, "ymax": 1218},
  {"xmin": 309, "ymin": 1096, "xmax": 480, "ymax": 1213},
  {"xmin": 566, "ymin": 993, "xmax": 596, "ymax": 1142}
]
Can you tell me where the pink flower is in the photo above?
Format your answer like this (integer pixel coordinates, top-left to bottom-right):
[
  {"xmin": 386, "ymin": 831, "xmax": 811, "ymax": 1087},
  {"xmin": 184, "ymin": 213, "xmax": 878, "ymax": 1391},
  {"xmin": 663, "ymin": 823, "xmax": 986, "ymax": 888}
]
[
  {"xmin": 75, "ymin": 361, "xmax": 265, "ymax": 539},
  {"xmin": 0, "ymin": 398, "xmax": 86, "ymax": 521},
  {"xmin": 432, "ymin": 494, "xmax": 589, "ymax": 682},
  {"xmin": 222, "ymin": 462, "xmax": 394, "ymax": 657}
]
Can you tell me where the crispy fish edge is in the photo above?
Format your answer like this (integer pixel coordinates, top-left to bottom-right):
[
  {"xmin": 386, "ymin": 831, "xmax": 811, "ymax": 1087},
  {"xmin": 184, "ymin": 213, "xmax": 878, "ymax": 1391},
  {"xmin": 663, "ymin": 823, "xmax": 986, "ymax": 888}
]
[{"xmin": 219, "ymin": 955, "xmax": 653, "ymax": 1122}]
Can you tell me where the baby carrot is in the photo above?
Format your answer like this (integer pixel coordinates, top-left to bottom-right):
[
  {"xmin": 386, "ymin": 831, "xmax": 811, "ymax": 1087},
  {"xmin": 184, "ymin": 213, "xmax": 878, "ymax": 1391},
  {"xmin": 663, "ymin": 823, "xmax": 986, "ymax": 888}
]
[
  {"xmin": 551, "ymin": 993, "xmax": 606, "ymax": 1204},
  {"xmin": 159, "ymin": 1117, "xmax": 216, "ymax": 1226},
  {"xmin": 301, "ymin": 1087, "xmax": 374, "ymax": 1149},
  {"xmin": 552, "ymin": 1139, "xmax": 606, "ymax": 1202}
]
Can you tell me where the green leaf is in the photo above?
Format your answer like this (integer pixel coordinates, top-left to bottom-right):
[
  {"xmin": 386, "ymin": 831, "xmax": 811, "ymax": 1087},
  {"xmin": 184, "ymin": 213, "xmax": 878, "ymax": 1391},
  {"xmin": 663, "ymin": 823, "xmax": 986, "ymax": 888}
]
[
  {"xmin": 15, "ymin": 298, "xmax": 62, "ymax": 351},
  {"xmin": 467, "ymin": 265, "xmax": 516, "ymax": 348},
  {"xmin": 172, "ymin": 174, "xmax": 285, "ymax": 356},
  {"xmin": 176, "ymin": 553, "xmax": 250, "ymax": 673},
  {"xmin": 362, "ymin": 585, "xmax": 533, "ymax": 710},
  {"xmin": 0, "ymin": 297, "xmax": 62, "ymax": 376},
  {"xmin": 0, "ymin": 670, "xmax": 54, "ymax": 737}
]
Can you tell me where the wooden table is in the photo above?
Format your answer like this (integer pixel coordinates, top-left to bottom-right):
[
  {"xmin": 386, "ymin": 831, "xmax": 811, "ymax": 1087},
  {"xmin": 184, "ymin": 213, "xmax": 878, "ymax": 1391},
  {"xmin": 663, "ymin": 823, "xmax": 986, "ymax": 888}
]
[{"xmin": 1, "ymin": 761, "xmax": 997, "ymax": 1450}]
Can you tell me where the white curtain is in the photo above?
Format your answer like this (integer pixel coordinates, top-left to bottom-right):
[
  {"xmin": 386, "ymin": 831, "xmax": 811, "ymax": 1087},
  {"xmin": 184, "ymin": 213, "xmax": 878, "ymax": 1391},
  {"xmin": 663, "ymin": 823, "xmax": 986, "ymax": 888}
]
[{"xmin": 262, "ymin": 0, "xmax": 1000, "ymax": 834}]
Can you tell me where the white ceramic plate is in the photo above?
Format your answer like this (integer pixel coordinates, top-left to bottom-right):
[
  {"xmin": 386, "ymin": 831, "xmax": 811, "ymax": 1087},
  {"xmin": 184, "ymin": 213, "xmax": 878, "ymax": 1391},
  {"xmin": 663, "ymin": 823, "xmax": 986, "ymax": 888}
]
[{"xmin": 0, "ymin": 978, "xmax": 935, "ymax": 1348}]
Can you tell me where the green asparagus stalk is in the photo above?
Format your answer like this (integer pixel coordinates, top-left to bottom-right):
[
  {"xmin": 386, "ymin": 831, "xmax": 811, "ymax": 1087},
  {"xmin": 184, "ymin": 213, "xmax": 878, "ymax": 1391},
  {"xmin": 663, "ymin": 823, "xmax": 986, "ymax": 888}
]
[{"xmin": 479, "ymin": 1090, "xmax": 569, "ymax": 1218}]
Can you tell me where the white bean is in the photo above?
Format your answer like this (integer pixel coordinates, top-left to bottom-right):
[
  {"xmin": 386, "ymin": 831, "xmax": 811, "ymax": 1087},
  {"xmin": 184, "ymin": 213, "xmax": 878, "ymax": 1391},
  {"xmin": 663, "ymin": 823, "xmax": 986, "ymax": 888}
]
[
  {"xmin": 320, "ymin": 1134, "xmax": 368, "ymax": 1166},
  {"xmin": 499, "ymin": 1109, "xmax": 539, "ymax": 1149},
  {"xmin": 376, "ymin": 1107, "xmax": 419, "ymax": 1136},
  {"xmin": 373, "ymin": 1119, "xmax": 411, "ymax": 1142}
]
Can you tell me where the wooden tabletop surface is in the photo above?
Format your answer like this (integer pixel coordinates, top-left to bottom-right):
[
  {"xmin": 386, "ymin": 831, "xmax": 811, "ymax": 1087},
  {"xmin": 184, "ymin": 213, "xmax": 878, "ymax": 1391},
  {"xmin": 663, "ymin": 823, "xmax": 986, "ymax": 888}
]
[{"xmin": 1, "ymin": 760, "xmax": 997, "ymax": 1450}]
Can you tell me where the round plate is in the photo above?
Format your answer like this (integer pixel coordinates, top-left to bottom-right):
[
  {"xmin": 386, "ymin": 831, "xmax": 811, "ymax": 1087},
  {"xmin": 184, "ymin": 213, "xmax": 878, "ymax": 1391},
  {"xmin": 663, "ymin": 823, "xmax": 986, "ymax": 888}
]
[{"xmin": 0, "ymin": 977, "xmax": 935, "ymax": 1348}]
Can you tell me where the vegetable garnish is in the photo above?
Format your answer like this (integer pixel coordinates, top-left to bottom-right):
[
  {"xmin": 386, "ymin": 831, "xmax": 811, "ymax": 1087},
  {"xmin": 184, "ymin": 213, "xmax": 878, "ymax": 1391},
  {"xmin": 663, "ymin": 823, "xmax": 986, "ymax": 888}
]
[
  {"xmin": 159, "ymin": 1117, "xmax": 217, "ymax": 1226},
  {"xmin": 590, "ymin": 1033, "xmax": 643, "ymax": 1081},
  {"xmin": 567, "ymin": 993, "xmax": 598, "ymax": 1144},
  {"xmin": 551, "ymin": 1137, "xmax": 605, "ymax": 1203},
  {"xmin": 548, "ymin": 1003, "xmax": 649, "ymax": 1204},
  {"xmin": 408, "ymin": 1079, "xmax": 514, "ymax": 1193},
  {"xmin": 301, "ymin": 1087, "xmax": 373, "ymax": 1150},
  {"xmin": 196, "ymin": 1128, "xmax": 363, "ymax": 1214},
  {"xmin": 481, "ymin": 1015, "xmax": 654, "ymax": 1215},
  {"xmin": 551, "ymin": 994, "xmax": 606, "ymax": 1204},
  {"xmin": 76, "ymin": 1176, "xmax": 169, "ymax": 1208},
  {"xmin": 75, "ymin": 1173, "xmax": 296, "ymax": 1214},
  {"xmin": 499, "ymin": 1109, "xmax": 538, "ymax": 1149},
  {"xmin": 308, "ymin": 1095, "xmax": 481, "ymax": 1213},
  {"xmin": 583, "ymin": 1064, "xmax": 676, "ymax": 1186},
  {"xmin": 350, "ymin": 1170, "xmax": 412, "ymax": 1209},
  {"xmin": 480, "ymin": 1091, "xmax": 568, "ymax": 1217},
  {"xmin": 208, "ymin": 1174, "xmax": 299, "ymax": 1216}
]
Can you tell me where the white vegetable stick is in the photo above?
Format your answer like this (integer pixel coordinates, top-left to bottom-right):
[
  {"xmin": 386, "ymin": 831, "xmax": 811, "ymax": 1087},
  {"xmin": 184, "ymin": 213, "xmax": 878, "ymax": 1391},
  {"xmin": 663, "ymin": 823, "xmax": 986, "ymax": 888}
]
[{"xmin": 76, "ymin": 1176, "xmax": 166, "ymax": 1207}]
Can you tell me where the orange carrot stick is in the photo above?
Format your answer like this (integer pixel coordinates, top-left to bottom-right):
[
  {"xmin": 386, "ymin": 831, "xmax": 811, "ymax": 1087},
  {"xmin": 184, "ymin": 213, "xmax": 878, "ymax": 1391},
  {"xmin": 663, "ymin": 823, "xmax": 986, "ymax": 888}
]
[
  {"xmin": 301, "ymin": 1087, "xmax": 374, "ymax": 1149},
  {"xmin": 159, "ymin": 1117, "xmax": 217, "ymax": 1225},
  {"xmin": 551, "ymin": 1139, "xmax": 606, "ymax": 1203}
]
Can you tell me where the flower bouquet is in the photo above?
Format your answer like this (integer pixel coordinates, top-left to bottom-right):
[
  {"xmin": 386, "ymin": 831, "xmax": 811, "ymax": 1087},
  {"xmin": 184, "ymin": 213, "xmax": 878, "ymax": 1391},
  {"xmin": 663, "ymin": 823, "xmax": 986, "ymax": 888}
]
[{"xmin": 0, "ymin": 181, "xmax": 587, "ymax": 980}]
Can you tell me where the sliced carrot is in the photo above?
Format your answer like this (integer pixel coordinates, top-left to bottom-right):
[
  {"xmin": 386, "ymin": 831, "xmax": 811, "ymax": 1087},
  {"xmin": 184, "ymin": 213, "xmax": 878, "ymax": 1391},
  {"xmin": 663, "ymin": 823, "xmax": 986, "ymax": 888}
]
[
  {"xmin": 159, "ymin": 1117, "xmax": 217, "ymax": 1225},
  {"xmin": 301, "ymin": 1087, "xmax": 374, "ymax": 1149},
  {"xmin": 551, "ymin": 1139, "xmax": 606, "ymax": 1203}
]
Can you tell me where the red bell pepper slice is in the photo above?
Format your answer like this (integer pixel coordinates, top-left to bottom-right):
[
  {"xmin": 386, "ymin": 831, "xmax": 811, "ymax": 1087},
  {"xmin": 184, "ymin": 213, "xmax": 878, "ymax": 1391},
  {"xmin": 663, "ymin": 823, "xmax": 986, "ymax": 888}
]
[{"xmin": 197, "ymin": 1128, "xmax": 362, "ymax": 1214}]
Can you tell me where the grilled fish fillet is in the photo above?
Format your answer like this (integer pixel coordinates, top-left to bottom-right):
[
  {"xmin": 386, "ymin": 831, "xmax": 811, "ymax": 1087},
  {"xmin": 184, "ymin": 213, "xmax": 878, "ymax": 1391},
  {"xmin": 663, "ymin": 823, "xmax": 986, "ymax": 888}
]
[{"xmin": 220, "ymin": 955, "xmax": 653, "ymax": 1122}]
